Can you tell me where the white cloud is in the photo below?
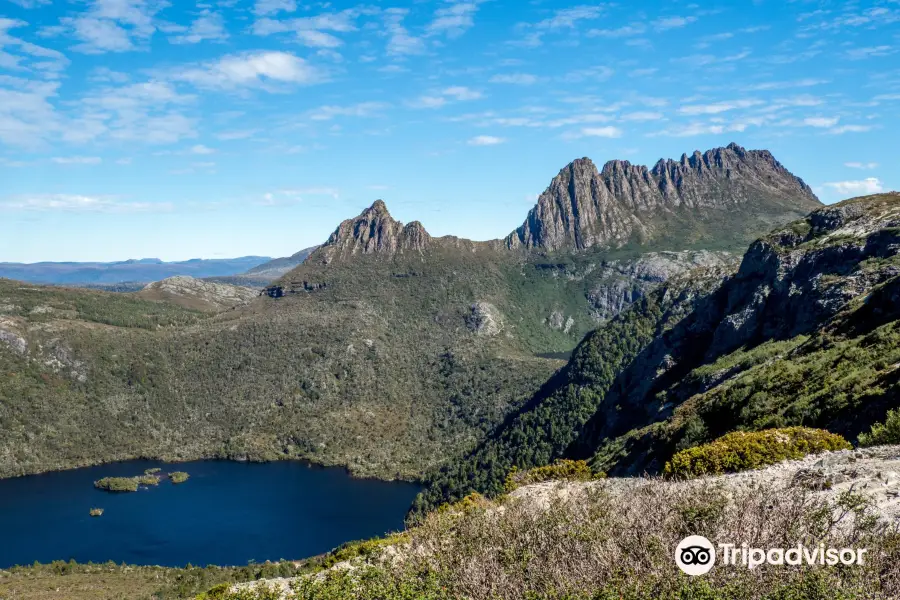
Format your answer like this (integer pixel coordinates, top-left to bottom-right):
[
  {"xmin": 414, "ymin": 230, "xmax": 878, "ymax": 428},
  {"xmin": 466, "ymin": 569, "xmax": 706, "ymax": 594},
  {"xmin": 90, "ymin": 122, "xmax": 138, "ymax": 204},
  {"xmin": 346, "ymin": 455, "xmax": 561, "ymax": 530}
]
[
  {"xmin": 384, "ymin": 8, "xmax": 426, "ymax": 56},
  {"xmin": 190, "ymin": 144, "xmax": 215, "ymax": 154},
  {"xmin": 468, "ymin": 135, "xmax": 504, "ymax": 146},
  {"xmin": 678, "ymin": 99, "xmax": 763, "ymax": 115},
  {"xmin": 58, "ymin": 0, "xmax": 168, "ymax": 54},
  {"xmin": 7, "ymin": 0, "xmax": 52, "ymax": 7},
  {"xmin": 169, "ymin": 11, "xmax": 228, "ymax": 45},
  {"xmin": 52, "ymin": 156, "xmax": 102, "ymax": 165},
  {"xmin": 408, "ymin": 95, "xmax": 447, "ymax": 109},
  {"xmin": 844, "ymin": 162, "xmax": 878, "ymax": 169},
  {"xmin": 653, "ymin": 16, "xmax": 697, "ymax": 31},
  {"xmin": 442, "ymin": 86, "xmax": 482, "ymax": 101},
  {"xmin": 171, "ymin": 51, "xmax": 323, "ymax": 90},
  {"xmin": 428, "ymin": 1, "xmax": 482, "ymax": 39},
  {"xmin": 822, "ymin": 178, "xmax": 883, "ymax": 196},
  {"xmin": 258, "ymin": 187, "xmax": 339, "ymax": 206},
  {"xmin": 535, "ymin": 5, "xmax": 606, "ymax": 29},
  {"xmin": 562, "ymin": 66, "xmax": 613, "ymax": 83},
  {"xmin": 490, "ymin": 73, "xmax": 538, "ymax": 85},
  {"xmin": 216, "ymin": 129, "xmax": 259, "ymax": 141},
  {"xmin": 564, "ymin": 126, "xmax": 623, "ymax": 139},
  {"xmin": 803, "ymin": 116, "xmax": 839, "ymax": 128},
  {"xmin": 0, "ymin": 17, "xmax": 69, "ymax": 74},
  {"xmin": 587, "ymin": 24, "xmax": 645, "ymax": 38},
  {"xmin": 621, "ymin": 111, "xmax": 664, "ymax": 122},
  {"xmin": 846, "ymin": 45, "xmax": 896, "ymax": 60},
  {"xmin": 0, "ymin": 193, "xmax": 172, "ymax": 212},
  {"xmin": 829, "ymin": 124, "xmax": 872, "ymax": 134},
  {"xmin": 308, "ymin": 102, "xmax": 389, "ymax": 120},
  {"xmin": 253, "ymin": 0, "xmax": 297, "ymax": 17}
]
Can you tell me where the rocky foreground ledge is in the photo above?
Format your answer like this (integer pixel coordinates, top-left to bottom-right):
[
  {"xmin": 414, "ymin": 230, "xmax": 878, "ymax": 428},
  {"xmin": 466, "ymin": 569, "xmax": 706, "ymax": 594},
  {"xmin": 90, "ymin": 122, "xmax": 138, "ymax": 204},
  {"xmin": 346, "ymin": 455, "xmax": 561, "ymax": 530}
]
[{"xmin": 225, "ymin": 446, "xmax": 900, "ymax": 600}]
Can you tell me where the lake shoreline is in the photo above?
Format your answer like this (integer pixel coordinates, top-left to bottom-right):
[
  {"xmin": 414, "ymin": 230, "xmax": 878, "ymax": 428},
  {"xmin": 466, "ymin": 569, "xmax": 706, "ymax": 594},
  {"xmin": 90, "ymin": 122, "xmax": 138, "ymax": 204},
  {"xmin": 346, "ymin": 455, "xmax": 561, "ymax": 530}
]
[
  {"xmin": 0, "ymin": 453, "xmax": 423, "ymax": 485},
  {"xmin": 0, "ymin": 458, "xmax": 421, "ymax": 569}
]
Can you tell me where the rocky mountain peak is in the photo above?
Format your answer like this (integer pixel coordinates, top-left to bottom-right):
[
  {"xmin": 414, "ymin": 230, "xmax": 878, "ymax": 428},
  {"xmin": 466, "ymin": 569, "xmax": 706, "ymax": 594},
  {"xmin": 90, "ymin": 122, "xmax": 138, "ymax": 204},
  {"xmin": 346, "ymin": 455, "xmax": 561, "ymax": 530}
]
[
  {"xmin": 314, "ymin": 200, "xmax": 432, "ymax": 263},
  {"xmin": 507, "ymin": 143, "xmax": 821, "ymax": 252}
]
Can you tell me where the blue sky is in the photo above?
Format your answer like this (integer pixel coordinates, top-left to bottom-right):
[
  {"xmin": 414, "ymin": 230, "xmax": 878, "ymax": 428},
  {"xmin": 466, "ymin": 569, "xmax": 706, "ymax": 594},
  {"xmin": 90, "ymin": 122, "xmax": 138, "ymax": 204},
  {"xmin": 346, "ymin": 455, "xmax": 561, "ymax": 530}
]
[{"xmin": 0, "ymin": 0, "xmax": 898, "ymax": 262}]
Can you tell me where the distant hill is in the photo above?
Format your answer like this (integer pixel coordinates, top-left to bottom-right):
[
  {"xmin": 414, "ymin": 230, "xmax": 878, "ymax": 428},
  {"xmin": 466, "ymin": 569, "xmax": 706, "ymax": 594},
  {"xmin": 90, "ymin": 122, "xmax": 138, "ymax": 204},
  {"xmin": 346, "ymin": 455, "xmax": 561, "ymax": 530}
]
[
  {"xmin": 0, "ymin": 257, "xmax": 272, "ymax": 286},
  {"xmin": 244, "ymin": 247, "xmax": 319, "ymax": 279}
]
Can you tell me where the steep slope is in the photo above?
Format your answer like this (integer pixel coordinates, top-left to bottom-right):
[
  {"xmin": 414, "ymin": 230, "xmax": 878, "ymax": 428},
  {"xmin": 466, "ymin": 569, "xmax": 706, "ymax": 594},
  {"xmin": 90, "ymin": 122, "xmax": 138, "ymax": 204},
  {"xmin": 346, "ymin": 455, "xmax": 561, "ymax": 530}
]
[
  {"xmin": 507, "ymin": 143, "xmax": 819, "ymax": 252},
  {"xmin": 0, "ymin": 144, "xmax": 822, "ymax": 482},
  {"xmin": 416, "ymin": 193, "xmax": 900, "ymax": 515}
]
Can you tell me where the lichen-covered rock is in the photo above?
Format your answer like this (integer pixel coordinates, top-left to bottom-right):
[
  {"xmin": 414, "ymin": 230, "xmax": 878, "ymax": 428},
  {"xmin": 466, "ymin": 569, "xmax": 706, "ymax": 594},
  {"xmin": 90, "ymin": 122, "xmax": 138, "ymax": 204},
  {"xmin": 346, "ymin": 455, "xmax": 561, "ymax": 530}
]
[{"xmin": 138, "ymin": 276, "xmax": 258, "ymax": 311}]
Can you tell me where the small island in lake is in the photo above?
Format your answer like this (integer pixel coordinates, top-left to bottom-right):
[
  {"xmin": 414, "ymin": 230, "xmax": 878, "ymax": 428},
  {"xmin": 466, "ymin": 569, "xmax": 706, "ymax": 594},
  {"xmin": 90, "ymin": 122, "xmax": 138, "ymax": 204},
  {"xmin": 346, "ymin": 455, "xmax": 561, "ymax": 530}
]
[
  {"xmin": 93, "ymin": 470, "xmax": 188, "ymax": 492},
  {"xmin": 89, "ymin": 508, "xmax": 104, "ymax": 517},
  {"xmin": 169, "ymin": 471, "xmax": 190, "ymax": 484},
  {"xmin": 94, "ymin": 477, "xmax": 140, "ymax": 492}
]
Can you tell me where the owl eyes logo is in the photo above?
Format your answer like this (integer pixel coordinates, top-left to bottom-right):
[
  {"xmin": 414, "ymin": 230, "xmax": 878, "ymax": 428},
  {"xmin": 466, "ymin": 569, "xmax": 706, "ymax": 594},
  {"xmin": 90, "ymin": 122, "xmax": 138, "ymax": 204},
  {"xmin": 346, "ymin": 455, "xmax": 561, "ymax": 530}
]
[{"xmin": 675, "ymin": 536, "xmax": 716, "ymax": 576}]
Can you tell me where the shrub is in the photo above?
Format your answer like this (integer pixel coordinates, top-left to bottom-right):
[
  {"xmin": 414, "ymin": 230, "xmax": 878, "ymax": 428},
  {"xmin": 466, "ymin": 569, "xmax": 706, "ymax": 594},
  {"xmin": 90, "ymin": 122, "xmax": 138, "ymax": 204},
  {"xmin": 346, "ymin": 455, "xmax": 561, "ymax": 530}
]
[
  {"xmin": 503, "ymin": 459, "xmax": 597, "ymax": 492},
  {"xmin": 859, "ymin": 408, "xmax": 900, "ymax": 446},
  {"xmin": 145, "ymin": 467, "xmax": 162, "ymax": 475},
  {"xmin": 94, "ymin": 477, "xmax": 140, "ymax": 492},
  {"xmin": 169, "ymin": 471, "xmax": 190, "ymax": 484},
  {"xmin": 137, "ymin": 474, "xmax": 161, "ymax": 486},
  {"xmin": 89, "ymin": 508, "xmax": 104, "ymax": 517},
  {"xmin": 664, "ymin": 427, "xmax": 851, "ymax": 478}
]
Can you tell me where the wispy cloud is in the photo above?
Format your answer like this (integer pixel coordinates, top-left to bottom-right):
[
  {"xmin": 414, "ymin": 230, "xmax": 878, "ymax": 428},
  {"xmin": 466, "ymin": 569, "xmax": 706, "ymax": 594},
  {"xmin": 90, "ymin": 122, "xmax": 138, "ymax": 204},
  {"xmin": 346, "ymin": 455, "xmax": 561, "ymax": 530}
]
[
  {"xmin": 0, "ymin": 194, "xmax": 172, "ymax": 212},
  {"xmin": 427, "ymin": 1, "xmax": 483, "ymax": 39},
  {"xmin": 468, "ymin": 135, "xmax": 504, "ymax": 146},
  {"xmin": 170, "ymin": 51, "xmax": 324, "ymax": 90},
  {"xmin": 844, "ymin": 162, "xmax": 878, "ymax": 169},
  {"xmin": 653, "ymin": 16, "xmax": 697, "ymax": 31},
  {"xmin": 168, "ymin": 10, "xmax": 229, "ymax": 45},
  {"xmin": 563, "ymin": 126, "xmax": 622, "ymax": 140},
  {"xmin": 52, "ymin": 156, "xmax": 102, "ymax": 165},
  {"xmin": 822, "ymin": 178, "xmax": 883, "ymax": 196},
  {"xmin": 490, "ymin": 73, "xmax": 538, "ymax": 85},
  {"xmin": 308, "ymin": 102, "xmax": 389, "ymax": 120},
  {"xmin": 678, "ymin": 99, "xmax": 763, "ymax": 115}
]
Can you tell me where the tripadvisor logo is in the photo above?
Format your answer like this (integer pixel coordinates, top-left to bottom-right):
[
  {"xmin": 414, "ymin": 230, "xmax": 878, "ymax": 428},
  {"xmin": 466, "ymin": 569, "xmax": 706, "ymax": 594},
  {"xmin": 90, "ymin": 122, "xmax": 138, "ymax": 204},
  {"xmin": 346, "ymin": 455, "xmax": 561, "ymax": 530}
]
[{"xmin": 675, "ymin": 536, "xmax": 869, "ymax": 575}]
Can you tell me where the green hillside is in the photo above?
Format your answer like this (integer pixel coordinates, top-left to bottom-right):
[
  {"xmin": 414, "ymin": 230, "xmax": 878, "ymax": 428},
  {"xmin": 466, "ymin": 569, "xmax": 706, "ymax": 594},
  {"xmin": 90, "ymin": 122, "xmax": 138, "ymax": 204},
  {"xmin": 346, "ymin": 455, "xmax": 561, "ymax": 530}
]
[{"xmin": 415, "ymin": 193, "xmax": 900, "ymax": 515}]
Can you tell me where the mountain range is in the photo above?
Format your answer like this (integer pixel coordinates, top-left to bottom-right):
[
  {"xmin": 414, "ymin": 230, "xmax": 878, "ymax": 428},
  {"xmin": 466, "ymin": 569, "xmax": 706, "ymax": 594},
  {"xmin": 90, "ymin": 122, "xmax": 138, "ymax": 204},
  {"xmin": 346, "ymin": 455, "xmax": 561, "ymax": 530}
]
[{"xmin": 0, "ymin": 144, "xmax": 826, "ymax": 484}]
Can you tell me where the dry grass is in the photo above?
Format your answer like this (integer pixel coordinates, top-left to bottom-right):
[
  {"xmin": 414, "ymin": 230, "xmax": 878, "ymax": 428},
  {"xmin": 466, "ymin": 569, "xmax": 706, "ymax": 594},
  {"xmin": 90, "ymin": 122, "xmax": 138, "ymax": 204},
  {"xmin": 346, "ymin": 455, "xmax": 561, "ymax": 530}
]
[{"xmin": 230, "ymin": 477, "xmax": 900, "ymax": 599}]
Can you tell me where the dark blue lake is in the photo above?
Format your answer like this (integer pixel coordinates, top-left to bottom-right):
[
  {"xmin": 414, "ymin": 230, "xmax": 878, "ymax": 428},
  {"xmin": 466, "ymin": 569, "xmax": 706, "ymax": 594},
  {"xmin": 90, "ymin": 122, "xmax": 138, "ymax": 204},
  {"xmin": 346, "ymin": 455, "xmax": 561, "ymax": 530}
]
[{"xmin": 0, "ymin": 459, "xmax": 420, "ymax": 569}]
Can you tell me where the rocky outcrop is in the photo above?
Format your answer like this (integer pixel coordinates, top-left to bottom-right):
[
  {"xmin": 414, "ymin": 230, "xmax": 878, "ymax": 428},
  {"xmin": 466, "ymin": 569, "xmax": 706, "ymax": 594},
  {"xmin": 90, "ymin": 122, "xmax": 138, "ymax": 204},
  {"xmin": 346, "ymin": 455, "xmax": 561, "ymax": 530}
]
[
  {"xmin": 507, "ymin": 143, "xmax": 821, "ymax": 252},
  {"xmin": 313, "ymin": 201, "xmax": 432, "ymax": 264},
  {"xmin": 586, "ymin": 250, "xmax": 738, "ymax": 322},
  {"xmin": 137, "ymin": 276, "xmax": 259, "ymax": 312},
  {"xmin": 466, "ymin": 302, "xmax": 504, "ymax": 336}
]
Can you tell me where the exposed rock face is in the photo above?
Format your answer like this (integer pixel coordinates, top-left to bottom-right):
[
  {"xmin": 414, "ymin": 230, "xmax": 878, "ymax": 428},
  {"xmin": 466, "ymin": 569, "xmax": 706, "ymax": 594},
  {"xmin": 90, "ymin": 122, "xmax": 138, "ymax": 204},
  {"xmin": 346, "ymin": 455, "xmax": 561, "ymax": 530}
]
[
  {"xmin": 586, "ymin": 250, "xmax": 738, "ymax": 322},
  {"xmin": 466, "ymin": 302, "xmax": 503, "ymax": 336},
  {"xmin": 138, "ymin": 276, "xmax": 259, "ymax": 312},
  {"xmin": 0, "ymin": 318, "xmax": 27, "ymax": 356},
  {"xmin": 314, "ymin": 200, "xmax": 432, "ymax": 263},
  {"xmin": 507, "ymin": 143, "xmax": 821, "ymax": 251}
]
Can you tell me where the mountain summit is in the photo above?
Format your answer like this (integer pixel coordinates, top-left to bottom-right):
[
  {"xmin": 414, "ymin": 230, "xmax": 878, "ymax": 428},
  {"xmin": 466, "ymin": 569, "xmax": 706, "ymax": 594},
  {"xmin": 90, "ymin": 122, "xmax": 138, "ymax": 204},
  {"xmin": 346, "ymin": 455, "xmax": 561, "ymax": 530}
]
[
  {"xmin": 507, "ymin": 143, "xmax": 821, "ymax": 252},
  {"xmin": 314, "ymin": 200, "xmax": 432, "ymax": 263}
]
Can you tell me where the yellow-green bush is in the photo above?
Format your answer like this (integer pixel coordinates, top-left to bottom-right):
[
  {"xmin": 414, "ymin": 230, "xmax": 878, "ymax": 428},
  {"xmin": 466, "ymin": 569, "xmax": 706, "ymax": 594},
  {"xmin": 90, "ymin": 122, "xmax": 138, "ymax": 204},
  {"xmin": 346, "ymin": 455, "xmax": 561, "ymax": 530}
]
[
  {"xmin": 503, "ymin": 459, "xmax": 598, "ymax": 492},
  {"xmin": 859, "ymin": 409, "xmax": 900, "ymax": 446},
  {"xmin": 664, "ymin": 427, "xmax": 851, "ymax": 478}
]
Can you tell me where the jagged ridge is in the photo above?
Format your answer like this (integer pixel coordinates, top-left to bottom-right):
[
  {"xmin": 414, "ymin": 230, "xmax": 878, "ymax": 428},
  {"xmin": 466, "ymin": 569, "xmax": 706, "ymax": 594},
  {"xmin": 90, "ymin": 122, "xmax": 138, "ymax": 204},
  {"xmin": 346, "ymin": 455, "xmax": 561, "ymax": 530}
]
[{"xmin": 507, "ymin": 143, "xmax": 821, "ymax": 252}]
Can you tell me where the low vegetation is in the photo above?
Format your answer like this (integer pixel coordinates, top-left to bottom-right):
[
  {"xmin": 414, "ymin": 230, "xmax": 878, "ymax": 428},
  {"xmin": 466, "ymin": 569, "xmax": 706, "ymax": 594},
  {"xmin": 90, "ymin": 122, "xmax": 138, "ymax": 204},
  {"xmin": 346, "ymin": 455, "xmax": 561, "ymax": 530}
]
[
  {"xmin": 0, "ymin": 560, "xmax": 307, "ymax": 600},
  {"xmin": 169, "ymin": 471, "xmax": 190, "ymax": 484},
  {"xmin": 859, "ymin": 408, "xmax": 900, "ymax": 447},
  {"xmin": 145, "ymin": 467, "xmax": 161, "ymax": 474},
  {"xmin": 663, "ymin": 427, "xmax": 852, "ymax": 478},
  {"xmin": 503, "ymin": 459, "xmax": 597, "ymax": 492},
  {"xmin": 88, "ymin": 508, "xmax": 103, "ymax": 517},
  {"xmin": 206, "ymin": 474, "xmax": 900, "ymax": 599}
]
